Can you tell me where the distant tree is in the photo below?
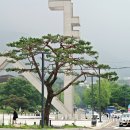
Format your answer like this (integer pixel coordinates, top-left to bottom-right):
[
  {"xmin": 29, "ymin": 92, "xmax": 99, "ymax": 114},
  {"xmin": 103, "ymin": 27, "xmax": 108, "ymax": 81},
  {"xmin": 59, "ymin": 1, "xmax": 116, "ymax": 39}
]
[
  {"xmin": 97, "ymin": 79, "xmax": 111, "ymax": 109},
  {"xmin": 0, "ymin": 82, "xmax": 6, "ymax": 107},
  {"xmin": 0, "ymin": 77, "xmax": 41, "ymax": 109},
  {"xmin": 2, "ymin": 95, "xmax": 29, "ymax": 109},
  {"xmin": 0, "ymin": 34, "xmax": 118, "ymax": 125},
  {"xmin": 82, "ymin": 86, "xmax": 91, "ymax": 108},
  {"xmin": 110, "ymin": 82, "xmax": 130, "ymax": 108},
  {"xmin": 82, "ymin": 79, "xmax": 111, "ymax": 110},
  {"xmin": 74, "ymin": 85, "xmax": 87, "ymax": 108},
  {"xmin": 74, "ymin": 91, "xmax": 82, "ymax": 107}
]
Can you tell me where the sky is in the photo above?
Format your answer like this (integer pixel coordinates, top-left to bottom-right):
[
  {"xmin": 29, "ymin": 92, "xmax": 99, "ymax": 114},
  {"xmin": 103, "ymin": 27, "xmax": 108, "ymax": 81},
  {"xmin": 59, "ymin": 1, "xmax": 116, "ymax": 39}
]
[{"xmin": 0, "ymin": 0, "xmax": 130, "ymax": 78}]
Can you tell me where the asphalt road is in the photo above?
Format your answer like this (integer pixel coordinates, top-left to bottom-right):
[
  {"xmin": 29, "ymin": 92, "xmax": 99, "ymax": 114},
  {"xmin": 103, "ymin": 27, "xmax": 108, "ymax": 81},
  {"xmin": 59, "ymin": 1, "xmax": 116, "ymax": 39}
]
[{"xmin": 99, "ymin": 118, "xmax": 130, "ymax": 130}]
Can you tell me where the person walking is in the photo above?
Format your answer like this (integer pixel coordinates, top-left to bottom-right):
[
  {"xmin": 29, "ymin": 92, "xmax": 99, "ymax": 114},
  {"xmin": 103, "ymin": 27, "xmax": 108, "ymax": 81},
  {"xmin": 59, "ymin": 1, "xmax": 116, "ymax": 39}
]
[{"xmin": 13, "ymin": 109, "xmax": 18, "ymax": 124}]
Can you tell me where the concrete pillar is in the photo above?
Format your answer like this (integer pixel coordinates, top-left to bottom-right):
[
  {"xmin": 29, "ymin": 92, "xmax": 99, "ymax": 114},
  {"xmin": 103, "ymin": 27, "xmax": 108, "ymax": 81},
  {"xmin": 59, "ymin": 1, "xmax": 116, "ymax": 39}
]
[{"xmin": 48, "ymin": 0, "xmax": 80, "ymax": 115}]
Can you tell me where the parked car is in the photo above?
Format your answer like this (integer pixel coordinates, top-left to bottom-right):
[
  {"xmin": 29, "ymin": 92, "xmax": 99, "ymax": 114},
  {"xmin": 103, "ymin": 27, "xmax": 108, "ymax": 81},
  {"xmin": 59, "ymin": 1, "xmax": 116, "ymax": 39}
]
[
  {"xmin": 119, "ymin": 113, "xmax": 130, "ymax": 127},
  {"xmin": 111, "ymin": 110, "xmax": 122, "ymax": 118}
]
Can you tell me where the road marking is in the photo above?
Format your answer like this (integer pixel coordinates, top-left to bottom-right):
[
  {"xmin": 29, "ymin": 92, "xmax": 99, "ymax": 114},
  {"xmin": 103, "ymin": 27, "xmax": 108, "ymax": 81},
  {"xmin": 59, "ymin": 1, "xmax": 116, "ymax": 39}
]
[{"xmin": 113, "ymin": 126, "xmax": 130, "ymax": 129}]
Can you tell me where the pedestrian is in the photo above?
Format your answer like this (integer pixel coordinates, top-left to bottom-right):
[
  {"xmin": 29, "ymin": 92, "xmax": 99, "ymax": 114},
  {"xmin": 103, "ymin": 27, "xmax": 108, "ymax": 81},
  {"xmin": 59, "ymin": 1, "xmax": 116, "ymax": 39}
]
[{"xmin": 13, "ymin": 109, "xmax": 18, "ymax": 124}]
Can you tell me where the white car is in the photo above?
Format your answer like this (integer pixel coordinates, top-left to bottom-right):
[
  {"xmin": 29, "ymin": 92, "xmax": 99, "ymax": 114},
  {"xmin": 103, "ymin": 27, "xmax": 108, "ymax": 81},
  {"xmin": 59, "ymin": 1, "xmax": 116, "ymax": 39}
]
[
  {"xmin": 112, "ymin": 110, "xmax": 122, "ymax": 118},
  {"xmin": 119, "ymin": 113, "xmax": 130, "ymax": 127}
]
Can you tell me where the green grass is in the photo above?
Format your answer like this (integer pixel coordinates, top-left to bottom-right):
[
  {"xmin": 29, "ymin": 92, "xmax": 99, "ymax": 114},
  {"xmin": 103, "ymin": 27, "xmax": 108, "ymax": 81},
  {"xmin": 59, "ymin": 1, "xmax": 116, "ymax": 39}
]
[{"xmin": 0, "ymin": 124, "xmax": 85, "ymax": 129}]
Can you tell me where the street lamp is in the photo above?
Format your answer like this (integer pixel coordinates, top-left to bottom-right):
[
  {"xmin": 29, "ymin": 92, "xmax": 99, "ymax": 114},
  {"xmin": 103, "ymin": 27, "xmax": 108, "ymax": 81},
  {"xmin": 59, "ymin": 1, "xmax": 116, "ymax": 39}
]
[{"xmin": 41, "ymin": 52, "xmax": 44, "ymax": 128}]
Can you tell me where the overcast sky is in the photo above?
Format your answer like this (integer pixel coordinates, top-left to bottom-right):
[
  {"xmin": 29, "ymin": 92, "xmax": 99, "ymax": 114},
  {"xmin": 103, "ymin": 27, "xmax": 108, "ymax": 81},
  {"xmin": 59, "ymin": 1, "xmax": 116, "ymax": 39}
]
[{"xmin": 0, "ymin": 0, "xmax": 130, "ymax": 78}]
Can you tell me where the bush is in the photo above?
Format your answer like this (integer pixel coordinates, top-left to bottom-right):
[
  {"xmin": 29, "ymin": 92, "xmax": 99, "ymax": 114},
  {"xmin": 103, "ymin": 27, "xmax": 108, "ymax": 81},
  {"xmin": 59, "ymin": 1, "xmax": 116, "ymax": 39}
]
[
  {"xmin": 28, "ymin": 106, "xmax": 35, "ymax": 112},
  {"xmin": 36, "ymin": 105, "xmax": 41, "ymax": 112},
  {"xmin": 5, "ymin": 106, "xmax": 13, "ymax": 114}
]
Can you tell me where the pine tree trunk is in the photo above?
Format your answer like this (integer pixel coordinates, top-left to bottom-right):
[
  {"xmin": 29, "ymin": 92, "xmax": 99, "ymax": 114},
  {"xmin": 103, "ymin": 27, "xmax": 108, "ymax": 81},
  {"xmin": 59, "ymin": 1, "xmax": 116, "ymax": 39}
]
[{"xmin": 44, "ymin": 94, "xmax": 53, "ymax": 126}]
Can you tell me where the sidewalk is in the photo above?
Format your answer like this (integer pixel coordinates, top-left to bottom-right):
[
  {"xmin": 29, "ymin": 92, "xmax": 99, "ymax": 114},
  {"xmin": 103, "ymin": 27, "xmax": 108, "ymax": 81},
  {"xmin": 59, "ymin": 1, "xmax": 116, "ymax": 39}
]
[
  {"xmin": 0, "ymin": 118, "xmax": 113, "ymax": 130},
  {"xmin": 47, "ymin": 118, "xmax": 113, "ymax": 130},
  {"xmin": 51, "ymin": 119, "xmax": 110, "ymax": 128},
  {"xmin": 0, "ymin": 119, "xmax": 113, "ymax": 130},
  {"xmin": 0, "ymin": 120, "xmax": 112, "ymax": 130}
]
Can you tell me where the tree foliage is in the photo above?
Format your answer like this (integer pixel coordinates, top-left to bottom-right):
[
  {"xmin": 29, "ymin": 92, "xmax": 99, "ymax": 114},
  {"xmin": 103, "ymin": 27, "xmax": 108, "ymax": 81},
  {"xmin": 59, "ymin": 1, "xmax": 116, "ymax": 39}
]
[
  {"xmin": 0, "ymin": 77, "xmax": 41, "ymax": 110},
  {"xmin": 2, "ymin": 95, "xmax": 29, "ymax": 109},
  {"xmin": 74, "ymin": 80, "xmax": 130, "ymax": 111},
  {"xmin": 110, "ymin": 82, "xmax": 130, "ymax": 108},
  {"xmin": 81, "ymin": 79, "xmax": 111, "ymax": 110}
]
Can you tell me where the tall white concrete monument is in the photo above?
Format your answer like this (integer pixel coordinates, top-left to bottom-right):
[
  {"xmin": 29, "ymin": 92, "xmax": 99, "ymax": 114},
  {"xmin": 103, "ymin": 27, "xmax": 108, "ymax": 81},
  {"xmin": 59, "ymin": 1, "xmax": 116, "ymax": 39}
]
[{"xmin": 48, "ymin": 0, "xmax": 80, "ymax": 114}]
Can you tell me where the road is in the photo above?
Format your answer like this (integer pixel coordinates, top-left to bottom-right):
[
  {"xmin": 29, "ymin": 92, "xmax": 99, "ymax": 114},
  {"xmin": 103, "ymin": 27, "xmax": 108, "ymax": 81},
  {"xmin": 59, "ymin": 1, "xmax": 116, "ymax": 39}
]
[{"xmin": 99, "ymin": 118, "xmax": 130, "ymax": 130}]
